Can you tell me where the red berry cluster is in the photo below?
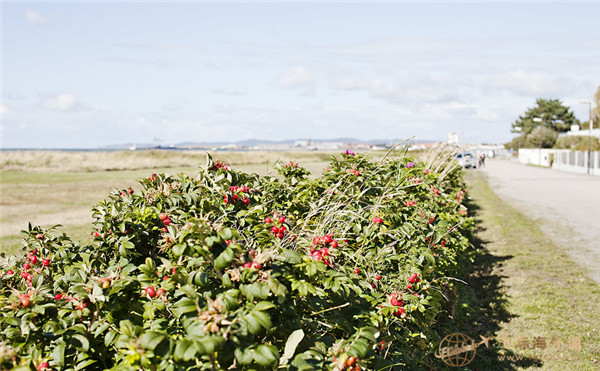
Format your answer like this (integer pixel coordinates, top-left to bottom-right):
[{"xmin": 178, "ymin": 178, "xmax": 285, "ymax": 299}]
[
  {"xmin": 371, "ymin": 217, "xmax": 383, "ymax": 224},
  {"xmin": 284, "ymin": 161, "xmax": 298, "ymax": 168},
  {"xmin": 265, "ymin": 214, "xmax": 287, "ymax": 239},
  {"xmin": 407, "ymin": 177, "xmax": 423, "ymax": 184},
  {"xmin": 144, "ymin": 286, "xmax": 167, "ymax": 299},
  {"xmin": 388, "ymin": 292, "xmax": 406, "ymax": 318},
  {"xmin": 408, "ymin": 272, "xmax": 421, "ymax": 284},
  {"xmin": 430, "ymin": 187, "xmax": 440, "ymax": 196},
  {"xmin": 210, "ymin": 161, "xmax": 230, "ymax": 171},
  {"xmin": 120, "ymin": 187, "xmax": 134, "ymax": 197},
  {"xmin": 159, "ymin": 212, "xmax": 172, "ymax": 232},
  {"xmin": 404, "ymin": 200, "xmax": 417, "ymax": 207},
  {"xmin": 13, "ymin": 249, "xmax": 52, "ymax": 287},
  {"xmin": 348, "ymin": 168, "xmax": 360, "ymax": 176},
  {"xmin": 148, "ymin": 173, "xmax": 157, "ymax": 181},
  {"xmin": 310, "ymin": 234, "xmax": 339, "ymax": 266},
  {"xmin": 224, "ymin": 185, "xmax": 251, "ymax": 205}
]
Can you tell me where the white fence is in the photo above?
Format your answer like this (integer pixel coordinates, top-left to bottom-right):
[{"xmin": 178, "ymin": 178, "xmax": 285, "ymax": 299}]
[
  {"xmin": 552, "ymin": 150, "xmax": 600, "ymax": 176},
  {"xmin": 517, "ymin": 148, "xmax": 600, "ymax": 176}
]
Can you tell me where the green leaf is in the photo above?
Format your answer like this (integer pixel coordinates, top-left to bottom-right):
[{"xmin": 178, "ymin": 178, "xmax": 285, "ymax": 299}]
[
  {"xmin": 254, "ymin": 301, "xmax": 275, "ymax": 311},
  {"xmin": 251, "ymin": 311, "xmax": 272, "ymax": 330},
  {"xmin": 281, "ymin": 329, "xmax": 304, "ymax": 365},
  {"xmin": 174, "ymin": 339, "xmax": 196, "ymax": 361},
  {"xmin": 214, "ymin": 247, "xmax": 235, "ymax": 270},
  {"xmin": 140, "ymin": 332, "xmax": 165, "ymax": 351},
  {"xmin": 72, "ymin": 334, "xmax": 90, "ymax": 351},
  {"xmin": 51, "ymin": 342, "xmax": 65, "ymax": 366},
  {"xmin": 254, "ymin": 344, "xmax": 279, "ymax": 366}
]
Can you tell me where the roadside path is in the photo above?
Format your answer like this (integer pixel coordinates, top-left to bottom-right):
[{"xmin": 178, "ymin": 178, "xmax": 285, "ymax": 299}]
[{"xmin": 477, "ymin": 159, "xmax": 600, "ymax": 283}]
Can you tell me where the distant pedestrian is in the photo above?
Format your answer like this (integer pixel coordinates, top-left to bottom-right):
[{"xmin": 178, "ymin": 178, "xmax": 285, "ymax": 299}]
[{"xmin": 478, "ymin": 154, "xmax": 486, "ymax": 168}]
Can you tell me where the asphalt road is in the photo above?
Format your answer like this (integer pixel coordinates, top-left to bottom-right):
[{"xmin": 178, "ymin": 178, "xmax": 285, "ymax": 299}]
[{"xmin": 478, "ymin": 159, "xmax": 600, "ymax": 283}]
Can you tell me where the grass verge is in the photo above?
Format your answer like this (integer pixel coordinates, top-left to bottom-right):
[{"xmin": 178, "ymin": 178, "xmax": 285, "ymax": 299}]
[{"xmin": 453, "ymin": 171, "xmax": 600, "ymax": 370}]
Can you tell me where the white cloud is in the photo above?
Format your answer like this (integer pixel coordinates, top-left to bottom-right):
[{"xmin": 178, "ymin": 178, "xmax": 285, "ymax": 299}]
[
  {"xmin": 0, "ymin": 105, "xmax": 7, "ymax": 114},
  {"xmin": 482, "ymin": 70, "xmax": 583, "ymax": 97},
  {"xmin": 25, "ymin": 10, "xmax": 50, "ymax": 26},
  {"xmin": 41, "ymin": 93, "xmax": 91, "ymax": 112},
  {"xmin": 276, "ymin": 66, "xmax": 314, "ymax": 89},
  {"xmin": 329, "ymin": 74, "xmax": 368, "ymax": 91}
]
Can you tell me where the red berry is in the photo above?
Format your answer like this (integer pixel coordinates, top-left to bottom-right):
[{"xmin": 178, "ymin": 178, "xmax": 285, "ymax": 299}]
[
  {"xmin": 223, "ymin": 197, "xmax": 228, "ymax": 204},
  {"xmin": 323, "ymin": 235, "xmax": 333, "ymax": 244},
  {"xmin": 37, "ymin": 362, "xmax": 50, "ymax": 371},
  {"xmin": 311, "ymin": 250, "xmax": 323, "ymax": 261},
  {"xmin": 159, "ymin": 212, "xmax": 168, "ymax": 220},
  {"xmin": 23, "ymin": 262, "xmax": 31, "ymax": 270},
  {"xmin": 21, "ymin": 271, "xmax": 28, "ymax": 278},
  {"xmin": 279, "ymin": 216, "xmax": 286, "ymax": 224},
  {"xmin": 375, "ymin": 274, "xmax": 382, "ymax": 280},
  {"xmin": 313, "ymin": 237, "xmax": 321, "ymax": 245},
  {"xmin": 354, "ymin": 268, "xmax": 360, "ymax": 274},
  {"xmin": 42, "ymin": 259, "xmax": 50, "ymax": 267},
  {"xmin": 93, "ymin": 231, "xmax": 100, "ymax": 237},
  {"xmin": 264, "ymin": 217, "xmax": 272, "ymax": 224},
  {"xmin": 243, "ymin": 198, "xmax": 250, "ymax": 205},
  {"xmin": 252, "ymin": 261, "xmax": 262, "ymax": 269},
  {"xmin": 407, "ymin": 284, "xmax": 413, "ymax": 289},
  {"xmin": 171, "ymin": 267, "xmax": 177, "ymax": 274},
  {"xmin": 162, "ymin": 227, "xmax": 168, "ymax": 232},
  {"xmin": 330, "ymin": 240, "xmax": 338, "ymax": 248},
  {"xmin": 156, "ymin": 288, "xmax": 166, "ymax": 298},
  {"xmin": 320, "ymin": 247, "xmax": 329, "ymax": 256},
  {"xmin": 277, "ymin": 232, "xmax": 284, "ymax": 239},
  {"xmin": 6, "ymin": 270, "xmax": 14, "ymax": 275},
  {"xmin": 408, "ymin": 277, "xmax": 416, "ymax": 283},
  {"xmin": 30, "ymin": 256, "xmax": 37, "ymax": 264},
  {"xmin": 347, "ymin": 356, "xmax": 356, "ymax": 367},
  {"xmin": 163, "ymin": 218, "xmax": 171, "ymax": 226},
  {"xmin": 20, "ymin": 295, "xmax": 30, "ymax": 308},
  {"xmin": 390, "ymin": 297, "xmax": 401, "ymax": 306},
  {"xmin": 393, "ymin": 307, "xmax": 405, "ymax": 317},
  {"xmin": 26, "ymin": 273, "xmax": 33, "ymax": 281},
  {"xmin": 271, "ymin": 226, "xmax": 279, "ymax": 234},
  {"xmin": 145, "ymin": 286, "xmax": 156, "ymax": 298},
  {"xmin": 243, "ymin": 262, "xmax": 252, "ymax": 269},
  {"xmin": 279, "ymin": 225, "xmax": 286, "ymax": 232},
  {"xmin": 54, "ymin": 294, "xmax": 63, "ymax": 300}
]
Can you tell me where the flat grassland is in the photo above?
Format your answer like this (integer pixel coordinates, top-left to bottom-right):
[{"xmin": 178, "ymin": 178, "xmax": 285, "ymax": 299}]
[{"xmin": 0, "ymin": 150, "xmax": 341, "ymax": 254}]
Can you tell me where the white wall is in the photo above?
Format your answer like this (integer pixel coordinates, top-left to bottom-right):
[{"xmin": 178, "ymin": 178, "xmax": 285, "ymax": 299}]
[{"xmin": 517, "ymin": 148, "xmax": 554, "ymax": 167}]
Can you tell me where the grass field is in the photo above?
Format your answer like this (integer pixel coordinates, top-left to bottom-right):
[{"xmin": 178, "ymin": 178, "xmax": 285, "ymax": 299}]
[
  {"xmin": 0, "ymin": 150, "xmax": 339, "ymax": 254},
  {"xmin": 3, "ymin": 150, "xmax": 598, "ymax": 369}
]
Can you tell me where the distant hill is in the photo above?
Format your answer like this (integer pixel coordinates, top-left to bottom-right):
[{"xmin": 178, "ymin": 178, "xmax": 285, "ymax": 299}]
[{"xmin": 102, "ymin": 137, "xmax": 437, "ymax": 150}]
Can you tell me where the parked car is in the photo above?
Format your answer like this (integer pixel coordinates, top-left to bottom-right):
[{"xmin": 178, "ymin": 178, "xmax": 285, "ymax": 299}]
[{"xmin": 454, "ymin": 152, "xmax": 477, "ymax": 169}]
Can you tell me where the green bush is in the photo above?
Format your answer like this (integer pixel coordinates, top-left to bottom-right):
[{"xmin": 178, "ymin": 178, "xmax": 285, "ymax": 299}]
[
  {"xmin": 0, "ymin": 152, "xmax": 474, "ymax": 370},
  {"xmin": 554, "ymin": 135, "xmax": 600, "ymax": 151}
]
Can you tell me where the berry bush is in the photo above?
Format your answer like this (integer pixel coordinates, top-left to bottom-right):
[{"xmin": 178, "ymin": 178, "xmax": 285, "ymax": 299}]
[{"xmin": 0, "ymin": 151, "xmax": 473, "ymax": 370}]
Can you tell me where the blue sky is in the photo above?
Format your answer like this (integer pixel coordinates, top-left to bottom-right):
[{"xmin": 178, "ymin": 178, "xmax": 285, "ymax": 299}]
[{"xmin": 2, "ymin": 1, "xmax": 599, "ymax": 148}]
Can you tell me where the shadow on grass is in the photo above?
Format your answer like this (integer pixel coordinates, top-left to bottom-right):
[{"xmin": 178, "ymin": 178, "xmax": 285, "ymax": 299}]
[{"xmin": 441, "ymin": 198, "xmax": 544, "ymax": 370}]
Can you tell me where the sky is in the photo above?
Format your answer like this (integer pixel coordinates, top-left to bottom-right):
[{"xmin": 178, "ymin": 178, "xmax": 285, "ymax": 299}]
[{"xmin": 1, "ymin": 1, "xmax": 599, "ymax": 148}]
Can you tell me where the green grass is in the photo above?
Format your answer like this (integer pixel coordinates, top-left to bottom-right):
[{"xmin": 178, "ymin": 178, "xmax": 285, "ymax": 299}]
[
  {"xmin": 458, "ymin": 171, "xmax": 600, "ymax": 370},
  {"xmin": 0, "ymin": 151, "xmax": 337, "ymax": 255}
]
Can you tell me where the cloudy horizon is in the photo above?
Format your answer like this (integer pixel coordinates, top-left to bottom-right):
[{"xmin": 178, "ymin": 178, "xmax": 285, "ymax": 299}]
[{"xmin": 2, "ymin": 1, "xmax": 599, "ymax": 148}]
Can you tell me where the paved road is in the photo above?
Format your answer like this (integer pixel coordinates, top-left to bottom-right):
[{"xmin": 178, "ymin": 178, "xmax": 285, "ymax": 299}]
[{"xmin": 478, "ymin": 159, "xmax": 600, "ymax": 283}]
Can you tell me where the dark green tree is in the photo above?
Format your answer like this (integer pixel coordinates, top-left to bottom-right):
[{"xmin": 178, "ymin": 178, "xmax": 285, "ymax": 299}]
[{"xmin": 511, "ymin": 98, "xmax": 580, "ymax": 135}]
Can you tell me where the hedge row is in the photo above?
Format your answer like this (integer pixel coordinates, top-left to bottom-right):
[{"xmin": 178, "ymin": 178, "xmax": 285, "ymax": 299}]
[{"xmin": 0, "ymin": 151, "xmax": 473, "ymax": 370}]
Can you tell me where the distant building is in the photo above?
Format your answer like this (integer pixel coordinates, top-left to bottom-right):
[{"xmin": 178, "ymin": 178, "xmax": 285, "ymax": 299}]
[{"xmin": 446, "ymin": 132, "xmax": 459, "ymax": 144}]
